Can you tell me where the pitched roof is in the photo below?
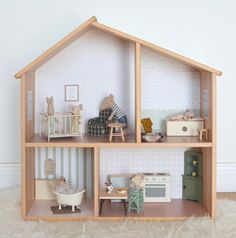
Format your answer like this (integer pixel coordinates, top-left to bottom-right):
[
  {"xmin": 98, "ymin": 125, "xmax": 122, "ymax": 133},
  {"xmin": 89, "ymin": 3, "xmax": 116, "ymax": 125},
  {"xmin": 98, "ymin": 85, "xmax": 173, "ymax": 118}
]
[{"xmin": 15, "ymin": 16, "xmax": 222, "ymax": 78}]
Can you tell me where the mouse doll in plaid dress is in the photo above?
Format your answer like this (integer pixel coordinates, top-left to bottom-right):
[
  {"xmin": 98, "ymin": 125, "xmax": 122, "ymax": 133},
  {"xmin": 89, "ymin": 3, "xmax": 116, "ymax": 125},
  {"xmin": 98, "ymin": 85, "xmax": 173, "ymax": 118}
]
[{"xmin": 100, "ymin": 94, "xmax": 127, "ymax": 127}]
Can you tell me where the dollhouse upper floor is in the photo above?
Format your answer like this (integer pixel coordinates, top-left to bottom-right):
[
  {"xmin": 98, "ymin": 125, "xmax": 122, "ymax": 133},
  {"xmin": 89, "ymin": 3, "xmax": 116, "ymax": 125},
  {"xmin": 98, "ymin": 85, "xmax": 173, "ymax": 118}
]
[{"xmin": 15, "ymin": 16, "xmax": 221, "ymax": 148}]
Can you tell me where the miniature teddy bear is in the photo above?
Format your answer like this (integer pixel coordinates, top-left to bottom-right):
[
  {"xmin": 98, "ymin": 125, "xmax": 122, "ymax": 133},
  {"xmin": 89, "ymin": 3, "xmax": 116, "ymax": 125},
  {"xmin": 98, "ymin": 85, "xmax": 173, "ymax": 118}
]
[
  {"xmin": 141, "ymin": 118, "xmax": 153, "ymax": 133},
  {"xmin": 100, "ymin": 94, "xmax": 127, "ymax": 127},
  {"xmin": 105, "ymin": 182, "xmax": 113, "ymax": 193},
  {"xmin": 71, "ymin": 104, "xmax": 83, "ymax": 133}
]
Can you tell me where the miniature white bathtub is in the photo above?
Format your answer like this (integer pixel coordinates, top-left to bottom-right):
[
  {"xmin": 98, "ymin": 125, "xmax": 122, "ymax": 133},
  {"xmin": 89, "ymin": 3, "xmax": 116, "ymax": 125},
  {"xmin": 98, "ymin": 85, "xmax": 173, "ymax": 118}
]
[{"xmin": 55, "ymin": 190, "xmax": 86, "ymax": 212}]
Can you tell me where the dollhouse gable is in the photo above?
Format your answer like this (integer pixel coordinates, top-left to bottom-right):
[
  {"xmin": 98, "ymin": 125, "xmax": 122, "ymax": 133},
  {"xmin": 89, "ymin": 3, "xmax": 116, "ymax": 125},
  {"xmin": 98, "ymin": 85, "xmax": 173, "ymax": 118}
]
[{"xmin": 15, "ymin": 16, "xmax": 221, "ymax": 79}]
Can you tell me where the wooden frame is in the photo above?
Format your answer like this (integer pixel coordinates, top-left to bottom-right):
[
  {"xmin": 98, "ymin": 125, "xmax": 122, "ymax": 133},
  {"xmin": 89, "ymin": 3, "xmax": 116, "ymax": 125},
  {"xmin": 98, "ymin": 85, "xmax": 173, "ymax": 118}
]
[
  {"xmin": 64, "ymin": 84, "xmax": 79, "ymax": 102},
  {"xmin": 17, "ymin": 16, "xmax": 221, "ymax": 221},
  {"xmin": 135, "ymin": 43, "xmax": 141, "ymax": 143},
  {"xmin": 94, "ymin": 147, "xmax": 100, "ymax": 217},
  {"xmin": 15, "ymin": 17, "xmax": 221, "ymax": 79}
]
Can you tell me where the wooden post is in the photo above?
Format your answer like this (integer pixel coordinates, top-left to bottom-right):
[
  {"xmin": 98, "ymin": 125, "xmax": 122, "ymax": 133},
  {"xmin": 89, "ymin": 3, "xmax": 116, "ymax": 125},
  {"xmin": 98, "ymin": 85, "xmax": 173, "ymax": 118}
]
[
  {"xmin": 21, "ymin": 73, "xmax": 36, "ymax": 219},
  {"xmin": 135, "ymin": 43, "xmax": 141, "ymax": 143},
  {"xmin": 20, "ymin": 74, "xmax": 27, "ymax": 218},
  {"xmin": 211, "ymin": 73, "xmax": 217, "ymax": 218},
  {"xmin": 94, "ymin": 147, "xmax": 100, "ymax": 216},
  {"xmin": 25, "ymin": 71, "xmax": 35, "ymax": 141},
  {"xmin": 201, "ymin": 72, "xmax": 217, "ymax": 218}
]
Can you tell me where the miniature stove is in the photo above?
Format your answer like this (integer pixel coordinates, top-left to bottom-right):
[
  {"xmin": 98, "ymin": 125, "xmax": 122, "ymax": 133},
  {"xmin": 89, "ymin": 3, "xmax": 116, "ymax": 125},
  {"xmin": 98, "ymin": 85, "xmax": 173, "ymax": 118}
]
[
  {"xmin": 142, "ymin": 172, "xmax": 171, "ymax": 202},
  {"xmin": 143, "ymin": 172, "xmax": 170, "ymax": 176}
]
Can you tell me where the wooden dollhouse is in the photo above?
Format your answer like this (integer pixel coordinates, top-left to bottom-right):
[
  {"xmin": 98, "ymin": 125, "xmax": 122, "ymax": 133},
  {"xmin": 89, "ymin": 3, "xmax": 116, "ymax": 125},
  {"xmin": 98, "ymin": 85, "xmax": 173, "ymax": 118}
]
[{"xmin": 15, "ymin": 16, "xmax": 222, "ymax": 221}]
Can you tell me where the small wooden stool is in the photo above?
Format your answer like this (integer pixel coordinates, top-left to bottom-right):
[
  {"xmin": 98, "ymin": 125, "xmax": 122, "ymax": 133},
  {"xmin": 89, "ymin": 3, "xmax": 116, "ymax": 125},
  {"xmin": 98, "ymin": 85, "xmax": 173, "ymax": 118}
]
[
  {"xmin": 108, "ymin": 123, "xmax": 126, "ymax": 142},
  {"xmin": 198, "ymin": 128, "xmax": 208, "ymax": 141}
]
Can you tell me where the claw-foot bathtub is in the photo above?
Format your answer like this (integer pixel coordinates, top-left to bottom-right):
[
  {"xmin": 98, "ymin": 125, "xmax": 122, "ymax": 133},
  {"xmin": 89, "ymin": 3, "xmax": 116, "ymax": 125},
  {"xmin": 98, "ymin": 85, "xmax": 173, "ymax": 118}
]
[{"xmin": 55, "ymin": 190, "xmax": 86, "ymax": 212}]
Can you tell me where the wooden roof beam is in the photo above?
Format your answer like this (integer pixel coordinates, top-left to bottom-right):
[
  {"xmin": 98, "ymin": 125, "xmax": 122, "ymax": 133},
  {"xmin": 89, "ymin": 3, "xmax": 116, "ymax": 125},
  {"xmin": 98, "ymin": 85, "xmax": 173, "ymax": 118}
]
[
  {"xmin": 15, "ymin": 16, "xmax": 222, "ymax": 78},
  {"xmin": 92, "ymin": 21, "xmax": 222, "ymax": 76}
]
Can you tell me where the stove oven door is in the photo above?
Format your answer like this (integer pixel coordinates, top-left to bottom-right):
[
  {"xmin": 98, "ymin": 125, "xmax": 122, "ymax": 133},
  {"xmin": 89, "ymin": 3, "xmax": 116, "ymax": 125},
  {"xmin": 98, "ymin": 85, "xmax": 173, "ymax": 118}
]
[{"xmin": 144, "ymin": 183, "xmax": 169, "ymax": 202}]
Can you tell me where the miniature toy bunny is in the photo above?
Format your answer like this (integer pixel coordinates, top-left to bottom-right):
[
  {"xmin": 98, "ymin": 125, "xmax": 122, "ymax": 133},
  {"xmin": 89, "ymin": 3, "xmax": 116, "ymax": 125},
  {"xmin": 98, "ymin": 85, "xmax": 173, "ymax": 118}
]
[
  {"xmin": 105, "ymin": 182, "xmax": 113, "ymax": 193},
  {"xmin": 100, "ymin": 94, "xmax": 127, "ymax": 126},
  {"xmin": 46, "ymin": 96, "xmax": 54, "ymax": 116}
]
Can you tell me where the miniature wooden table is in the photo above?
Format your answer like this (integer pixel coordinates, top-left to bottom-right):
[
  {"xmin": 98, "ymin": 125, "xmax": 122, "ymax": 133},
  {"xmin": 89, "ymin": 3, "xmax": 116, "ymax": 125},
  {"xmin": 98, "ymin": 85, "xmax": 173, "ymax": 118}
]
[{"xmin": 99, "ymin": 188, "xmax": 128, "ymax": 215}]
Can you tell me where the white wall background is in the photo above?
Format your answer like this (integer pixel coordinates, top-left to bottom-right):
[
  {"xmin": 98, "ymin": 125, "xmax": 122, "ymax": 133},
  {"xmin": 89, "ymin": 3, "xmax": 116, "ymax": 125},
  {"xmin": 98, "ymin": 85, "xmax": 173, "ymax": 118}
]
[{"xmin": 0, "ymin": 0, "xmax": 235, "ymax": 191}]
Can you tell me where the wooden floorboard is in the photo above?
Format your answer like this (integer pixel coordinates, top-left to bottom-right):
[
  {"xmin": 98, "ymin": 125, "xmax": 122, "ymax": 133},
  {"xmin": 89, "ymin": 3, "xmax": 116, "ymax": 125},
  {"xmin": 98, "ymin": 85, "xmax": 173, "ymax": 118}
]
[
  {"xmin": 100, "ymin": 199, "xmax": 207, "ymax": 218},
  {"xmin": 26, "ymin": 133, "xmax": 136, "ymax": 147},
  {"xmin": 28, "ymin": 199, "xmax": 94, "ymax": 218},
  {"xmin": 217, "ymin": 192, "xmax": 236, "ymax": 201},
  {"xmin": 26, "ymin": 133, "xmax": 212, "ymax": 148},
  {"xmin": 27, "ymin": 198, "xmax": 208, "ymax": 219},
  {"xmin": 25, "ymin": 194, "xmax": 236, "ymax": 221}
]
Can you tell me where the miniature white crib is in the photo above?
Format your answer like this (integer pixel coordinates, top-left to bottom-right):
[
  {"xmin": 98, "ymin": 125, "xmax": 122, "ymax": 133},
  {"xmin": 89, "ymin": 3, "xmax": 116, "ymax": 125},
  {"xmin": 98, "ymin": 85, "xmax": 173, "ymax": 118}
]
[
  {"xmin": 40, "ymin": 113, "xmax": 82, "ymax": 141},
  {"xmin": 55, "ymin": 189, "xmax": 86, "ymax": 212}
]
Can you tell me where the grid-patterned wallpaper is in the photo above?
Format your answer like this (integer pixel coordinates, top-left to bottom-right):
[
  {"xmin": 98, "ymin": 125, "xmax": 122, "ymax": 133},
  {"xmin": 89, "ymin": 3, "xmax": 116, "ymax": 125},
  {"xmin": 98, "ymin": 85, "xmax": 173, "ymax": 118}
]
[
  {"xmin": 35, "ymin": 29, "xmax": 135, "ymax": 134},
  {"xmin": 141, "ymin": 46, "xmax": 201, "ymax": 132},
  {"xmin": 100, "ymin": 148, "xmax": 192, "ymax": 199},
  {"xmin": 34, "ymin": 30, "xmax": 202, "ymax": 199},
  {"xmin": 35, "ymin": 29, "xmax": 201, "ymax": 135},
  {"xmin": 141, "ymin": 46, "xmax": 201, "ymax": 111}
]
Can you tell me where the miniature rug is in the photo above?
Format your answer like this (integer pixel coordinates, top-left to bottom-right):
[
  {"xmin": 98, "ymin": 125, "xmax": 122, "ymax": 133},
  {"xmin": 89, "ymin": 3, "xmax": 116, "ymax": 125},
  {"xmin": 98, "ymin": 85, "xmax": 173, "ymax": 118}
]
[
  {"xmin": 0, "ymin": 187, "xmax": 236, "ymax": 238},
  {"xmin": 51, "ymin": 206, "xmax": 81, "ymax": 214}
]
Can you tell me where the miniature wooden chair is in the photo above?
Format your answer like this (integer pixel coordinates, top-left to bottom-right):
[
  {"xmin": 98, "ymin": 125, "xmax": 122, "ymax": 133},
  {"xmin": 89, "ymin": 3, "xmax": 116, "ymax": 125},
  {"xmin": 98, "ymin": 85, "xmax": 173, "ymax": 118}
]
[
  {"xmin": 108, "ymin": 122, "xmax": 126, "ymax": 142},
  {"xmin": 128, "ymin": 188, "xmax": 144, "ymax": 214},
  {"xmin": 198, "ymin": 128, "xmax": 208, "ymax": 141}
]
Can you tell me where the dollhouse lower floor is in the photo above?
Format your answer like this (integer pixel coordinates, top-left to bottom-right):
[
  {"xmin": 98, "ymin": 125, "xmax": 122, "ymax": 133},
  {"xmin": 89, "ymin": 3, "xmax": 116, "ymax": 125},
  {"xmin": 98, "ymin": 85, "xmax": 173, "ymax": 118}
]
[
  {"xmin": 28, "ymin": 199, "xmax": 207, "ymax": 221},
  {"xmin": 22, "ymin": 138, "xmax": 215, "ymax": 221},
  {"xmin": 26, "ymin": 197, "xmax": 208, "ymax": 222}
]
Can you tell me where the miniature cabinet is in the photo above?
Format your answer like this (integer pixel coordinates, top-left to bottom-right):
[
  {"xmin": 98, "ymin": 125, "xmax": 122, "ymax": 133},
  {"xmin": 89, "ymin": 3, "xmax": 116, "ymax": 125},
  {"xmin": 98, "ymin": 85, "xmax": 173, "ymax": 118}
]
[
  {"xmin": 184, "ymin": 151, "xmax": 203, "ymax": 177},
  {"xmin": 15, "ymin": 16, "xmax": 221, "ymax": 221},
  {"xmin": 182, "ymin": 176, "xmax": 203, "ymax": 202},
  {"xmin": 182, "ymin": 151, "xmax": 203, "ymax": 202}
]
